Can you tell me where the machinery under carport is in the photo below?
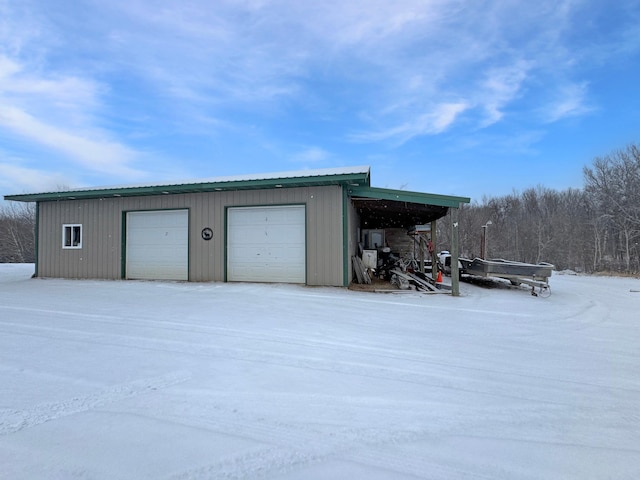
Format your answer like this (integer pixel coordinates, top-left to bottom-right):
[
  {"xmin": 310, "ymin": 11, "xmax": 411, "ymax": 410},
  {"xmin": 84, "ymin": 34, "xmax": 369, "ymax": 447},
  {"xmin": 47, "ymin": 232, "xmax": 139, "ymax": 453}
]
[{"xmin": 347, "ymin": 186, "xmax": 470, "ymax": 295}]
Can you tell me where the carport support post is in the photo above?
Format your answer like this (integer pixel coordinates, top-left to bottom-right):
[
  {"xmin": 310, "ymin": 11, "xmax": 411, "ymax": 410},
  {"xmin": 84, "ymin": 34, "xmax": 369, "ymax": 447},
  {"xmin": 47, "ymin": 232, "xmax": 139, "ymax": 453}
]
[
  {"xmin": 450, "ymin": 207, "xmax": 460, "ymax": 296},
  {"xmin": 430, "ymin": 220, "xmax": 437, "ymax": 281}
]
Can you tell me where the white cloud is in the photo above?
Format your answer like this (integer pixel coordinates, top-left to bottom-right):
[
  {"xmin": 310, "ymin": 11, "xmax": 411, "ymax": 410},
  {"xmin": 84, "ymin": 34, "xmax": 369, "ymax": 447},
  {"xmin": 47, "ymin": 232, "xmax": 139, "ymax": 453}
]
[
  {"xmin": 290, "ymin": 147, "xmax": 330, "ymax": 164},
  {"xmin": 22, "ymin": 1, "xmax": 595, "ymax": 127},
  {"xmin": 543, "ymin": 82, "xmax": 593, "ymax": 122},
  {"xmin": 479, "ymin": 62, "xmax": 531, "ymax": 126},
  {"xmin": 0, "ymin": 54, "xmax": 102, "ymax": 125},
  {"xmin": 0, "ymin": 162, "xmax": 72, "ymax": 195},
  {"xmin": 0, "ymin": 105, "xmax": 143, "ymax": 178},
  {"xmin": 352, "ymin": 101, "xmax": 469, "ymax": 144},
  {"xmin": 0, "ymin": 55, "xmax": 20, "ymax": 77},
  {"xmin": 0, "ymin": 49, "xmax": 145, "ymax": 181}
]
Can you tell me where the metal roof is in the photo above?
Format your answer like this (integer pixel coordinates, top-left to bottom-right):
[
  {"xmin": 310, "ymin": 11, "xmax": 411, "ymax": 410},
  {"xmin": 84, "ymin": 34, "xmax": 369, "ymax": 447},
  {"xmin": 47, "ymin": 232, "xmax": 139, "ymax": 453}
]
[
  {"xmin": 4, "ymin": 166, "xmax": 371, "ymax": 202},
  {"xmin": 3, "ymin": 166, "xmax": 471, "ymax": 228},
  {"xmin": 348, "ymin": 186, "xmax": 471, "ymax": 228}
]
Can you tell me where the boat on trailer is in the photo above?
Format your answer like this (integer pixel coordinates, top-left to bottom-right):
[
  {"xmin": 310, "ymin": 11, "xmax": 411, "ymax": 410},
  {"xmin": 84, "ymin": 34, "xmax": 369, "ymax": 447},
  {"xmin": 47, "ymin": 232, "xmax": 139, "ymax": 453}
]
[{"xmin": 459, "ymin": 258, "xmax": 554, "ymax": 297}]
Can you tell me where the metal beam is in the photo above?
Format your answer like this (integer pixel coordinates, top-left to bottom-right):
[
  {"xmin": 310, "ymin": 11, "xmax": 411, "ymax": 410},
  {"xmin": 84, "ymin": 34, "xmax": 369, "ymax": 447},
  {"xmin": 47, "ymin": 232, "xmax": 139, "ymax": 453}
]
[{"xmin": 451, "ymin": 207, "xmax": 460, "ymax": 296}]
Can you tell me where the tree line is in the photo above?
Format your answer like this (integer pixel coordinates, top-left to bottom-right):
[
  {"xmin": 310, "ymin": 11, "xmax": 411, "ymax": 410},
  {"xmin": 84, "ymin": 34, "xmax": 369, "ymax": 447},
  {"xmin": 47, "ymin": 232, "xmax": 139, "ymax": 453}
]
[
  {"xmin": 1, "ymin": 143, "xmax": 639, "ymax": 273},
  {"xmin": 438, "ymin": 143, "xmax": 640, "ymax": 274}
]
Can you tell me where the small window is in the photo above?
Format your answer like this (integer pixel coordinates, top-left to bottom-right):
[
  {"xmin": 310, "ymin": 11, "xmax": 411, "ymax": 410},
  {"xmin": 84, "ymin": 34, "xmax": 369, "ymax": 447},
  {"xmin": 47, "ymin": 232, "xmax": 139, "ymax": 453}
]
[{"xmin": 62, "ymin": 224, "xmax": 82, "ymax": 249}]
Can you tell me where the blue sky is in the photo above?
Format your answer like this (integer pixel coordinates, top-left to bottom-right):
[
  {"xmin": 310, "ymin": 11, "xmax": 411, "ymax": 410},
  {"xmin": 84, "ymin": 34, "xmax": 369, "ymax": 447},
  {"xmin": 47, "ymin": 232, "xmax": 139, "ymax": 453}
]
[{"xmin": 1, "ymin": 0, "xmax": 639, "ymax": 203}]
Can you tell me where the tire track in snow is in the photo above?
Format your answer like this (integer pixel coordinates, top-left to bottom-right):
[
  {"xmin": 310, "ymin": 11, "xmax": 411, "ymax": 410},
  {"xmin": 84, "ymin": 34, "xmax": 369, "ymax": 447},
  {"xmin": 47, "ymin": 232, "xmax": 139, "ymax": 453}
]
[
  {"xmin": 344, "ymin": 443, "xmax": 498, "ymax": 480},
  {"xmin": 168, "ymin": 445, "xmax": 319, "ymax": 480},
  {"xmin": 166, "ymin": 401, "xmax": 623, "ymax": 480},
  {"xmin": 0, "ymin": 319, "xmax": 608, "ymax": 406},
  {"xmin": 159, "ymin": 392, "xmax": 500, "ymax": 480},
  {"xmin": 0, "ymin": 371, "xmax": 191, "ymax": 435},
  {"xmin": 158, "ymin": 389, "xmax": 625, "ymax": 480},
  {"xmin": 164, "ymin": 415, "xmax": 487, "ymax": 480},
  {"xmin": 156, "ymin": 398, "xmax": 415, "ymax": 479},
  {"xmin": 4, "ymin": 308, "xmax": 635, "ymax": 396}
]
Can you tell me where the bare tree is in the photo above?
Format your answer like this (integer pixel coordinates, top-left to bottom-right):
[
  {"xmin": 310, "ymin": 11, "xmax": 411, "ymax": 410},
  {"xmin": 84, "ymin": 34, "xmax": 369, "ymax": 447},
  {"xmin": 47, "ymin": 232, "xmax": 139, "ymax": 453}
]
[
  {"xmin": 0, "ymin": 203, "xmax": 36, "ymax": 263},
  {"xmin": 584, "ymin": 144, "xmax": 640, "ymax": 273}
]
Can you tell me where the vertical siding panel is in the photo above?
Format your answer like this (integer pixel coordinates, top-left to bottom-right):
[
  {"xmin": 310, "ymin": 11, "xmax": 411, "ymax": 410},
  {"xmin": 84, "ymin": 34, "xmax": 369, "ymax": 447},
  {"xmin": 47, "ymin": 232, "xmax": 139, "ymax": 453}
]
[
  {"xmin": 104, "ymin": 198, "xmax": 114, "ymax": 279},
  {"xmin": 307, "ymin": 190, "xmax": 318, "ymax": 285},
  {"xmin": 205, "ymin": 192, "xmax": 212, "ymax": 281},
  {"xmin": 115, "ymin": 198, "xmax": 122, "ymax": 279},
  {"xmin": 336, "ymin": 188, "xmax": 343, "ymax": 284},
  {"xmin": 319, "ymin": 188, "xmax": 328, "ymax": 285},
  {"xmin": 318, "ymin": 187, "xmax": 328, "ymax": 285},
  {"xmin": 75, "ymin": 201, "xmax": 82, "ymax": 278},
  {"xmin": 51, "ymin": 202, "xmax": 59, "ymax": 278},
  {"xmin": 107, "ymin": 198, "xmax": 114, "ymax": 278},
  {"xmin": 195, "ymin": 192, "xmax": 202, "ymax": 281},
  {"xmin": 53, "ymin": 202, "xmax": 60, "ymax": 277},
  {"xmin": 97, "ymin": 199, "xmax": 105, "ymax": 279},
  {"xmin": 105, "ymin": 198, "xmax": 113, "ymax": 279},
  {"xmin": 80, "ymin": 200, "xmax": 87, "ymax": 278},
  {"xmin": 192, "ymin": 193, "xmax": 202, "ymax": 281},
  {"xmin": 91, "ymin": 200, "xmax": 97, "ymax": 278},
  {"xmin": 51, "ymin": 202, "xmax": 58, "ymax": 278},
  {"xmin": 201, "ymin": 192, "xmax": 207, "ymax": 281},
  {"xmin": 44, "ymin": 202, "xmax": 51, "ymax": 278},
  {"xmin": 57, "ymin": 202, "xmax": 63, "ymax": 277},
  {"xmin": 83, "ymin": 200, "xmax": 90, "ymax": 278},
  {"xmin": 322, "ymin": 190, "xmax": 332, "ymax": 284},
  {"xmin": 211, "ymin": 192, "xmax": 218, "ymax": 281},
  {"xmin": 89, "ymin": 200, "xmax": 96, "ymax": 278},
  {"xmin": 107, "ymin": 199, "xmax": 115, "ymax": 279},
  {"xmin": 39, "ymin": 203, "xmax": 48, "ymax": 277},
  {"xmin": 215, "ymin": 191, "xmax": 224, "ymax": 281},
  {"xmin": 38, "ymin": 203, "xmax": 46, "ymax": 277},
  {"xmin": 86, "ymin": 200, "xmax": 93, "ymax": 278},
  {"xmin": 190, "ymin": 193, "xmax": 198, "ymax": 281},
  {"xmin": 60, "ymin": 202, "xmax": 68, "ymax": 278}
]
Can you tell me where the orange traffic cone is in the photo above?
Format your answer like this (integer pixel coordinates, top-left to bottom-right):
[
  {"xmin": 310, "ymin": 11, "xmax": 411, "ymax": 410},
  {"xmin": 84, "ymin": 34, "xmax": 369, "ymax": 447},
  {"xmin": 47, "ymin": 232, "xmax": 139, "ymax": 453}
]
[{"xmin": 436, "ymin": 271, "xmax": 443, "ymax": 283}]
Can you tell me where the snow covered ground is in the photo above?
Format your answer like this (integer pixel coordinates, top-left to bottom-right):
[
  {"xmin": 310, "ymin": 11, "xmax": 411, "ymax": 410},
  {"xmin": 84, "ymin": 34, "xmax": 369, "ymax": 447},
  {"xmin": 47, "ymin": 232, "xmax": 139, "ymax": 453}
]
[{"xmin": 1, "ymin": 264, "xmax": 639, "ymax": 479}]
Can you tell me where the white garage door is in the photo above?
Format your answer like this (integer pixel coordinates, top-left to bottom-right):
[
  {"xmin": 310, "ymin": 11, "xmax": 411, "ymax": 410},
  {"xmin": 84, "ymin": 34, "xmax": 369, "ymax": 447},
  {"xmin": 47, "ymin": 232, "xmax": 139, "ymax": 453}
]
[
  {"xmin": 126, "ymin": 210, "xmax": 188, "ymax": 280},
  {"xmin": 227, "ymin": 205, "xmax": 306, "ymax": 283}
]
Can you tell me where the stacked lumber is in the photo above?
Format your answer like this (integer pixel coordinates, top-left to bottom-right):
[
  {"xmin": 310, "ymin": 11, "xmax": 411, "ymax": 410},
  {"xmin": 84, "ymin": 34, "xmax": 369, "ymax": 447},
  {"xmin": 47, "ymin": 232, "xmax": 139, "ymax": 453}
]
[{"xmin": 352, "ymin": 256, "xmax": 371, "ymax": 284}]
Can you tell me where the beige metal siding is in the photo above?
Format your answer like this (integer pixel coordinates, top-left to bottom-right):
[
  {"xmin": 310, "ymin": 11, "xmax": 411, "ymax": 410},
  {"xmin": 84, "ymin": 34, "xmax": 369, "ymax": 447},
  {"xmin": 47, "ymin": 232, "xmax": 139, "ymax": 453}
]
[{"xmin": 37, "ymin": 186, "xmax": 344, "ymax": 286}]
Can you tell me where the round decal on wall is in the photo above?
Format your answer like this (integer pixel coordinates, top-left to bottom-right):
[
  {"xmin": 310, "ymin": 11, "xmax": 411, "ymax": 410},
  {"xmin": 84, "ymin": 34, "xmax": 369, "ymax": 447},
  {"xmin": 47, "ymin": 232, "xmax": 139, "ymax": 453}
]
[{"xmin": 201, "ymin": 227, "xmax": 213, "ymax": 241}]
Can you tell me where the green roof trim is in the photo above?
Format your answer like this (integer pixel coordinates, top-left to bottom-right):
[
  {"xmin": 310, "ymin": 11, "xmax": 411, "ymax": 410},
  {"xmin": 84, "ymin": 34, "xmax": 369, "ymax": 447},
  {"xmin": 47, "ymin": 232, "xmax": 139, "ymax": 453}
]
[
  {"xmin": 348, "ymin": 186, "xmax": 470, "ymax": 208},
  {"xmin": 4, "ymin": 168, "xmax": 371, "ymax": 203}
]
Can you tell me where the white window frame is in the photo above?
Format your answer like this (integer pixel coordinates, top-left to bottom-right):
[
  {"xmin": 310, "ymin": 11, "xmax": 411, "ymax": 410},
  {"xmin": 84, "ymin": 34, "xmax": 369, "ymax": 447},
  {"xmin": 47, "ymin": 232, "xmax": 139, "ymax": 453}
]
[{"xmin": 62, "ymin": 224, "xmax": 83, "ymax": 249}]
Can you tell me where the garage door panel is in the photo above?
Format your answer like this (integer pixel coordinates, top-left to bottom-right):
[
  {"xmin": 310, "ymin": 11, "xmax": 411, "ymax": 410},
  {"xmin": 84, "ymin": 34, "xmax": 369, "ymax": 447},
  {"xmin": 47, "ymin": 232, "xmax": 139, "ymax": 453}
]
[
  {"xmin": 227, "ymin": 205, "xmax": 305, "ymax": 283},
  {"xmin": 126, "ymin": 210, "xmax": 188, "ymax": 281}
]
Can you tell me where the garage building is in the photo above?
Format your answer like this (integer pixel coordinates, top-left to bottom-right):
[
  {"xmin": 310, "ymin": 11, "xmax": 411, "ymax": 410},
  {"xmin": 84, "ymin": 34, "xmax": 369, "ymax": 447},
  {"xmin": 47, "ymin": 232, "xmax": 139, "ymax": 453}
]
[{"xmin": 4, "ymin": 167, "xmax": 470, "ymax": 293}]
